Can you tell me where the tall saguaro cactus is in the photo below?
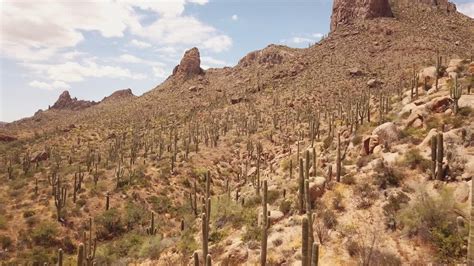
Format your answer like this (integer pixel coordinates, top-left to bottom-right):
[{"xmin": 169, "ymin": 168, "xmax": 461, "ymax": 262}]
[
  {"xmin": 436, "ymin": 133, "xmax": 444, "ymax": 181},
  {"xmin": 147, "ymin": 212, "xmax": 158, "ymax": 235},
  {"xmin": 468, "ymin": 176, "xmax": 474, "ymax": 264},
  {"xmin": 299, "ymin": 158, "xmax": 305, "ymax": 214},
  {"xmin": 336, "ymin": 131, "xmax": 342, "ymax": 183},
  {"xmin": 450, "ymin": 75, "xmax": 462, "ymax": 115},
  {"xmin": 261, "ymin": 180, "xmax": 268, "ymax": 266},
  {"xmin": 430, "ymin": 135, "xmax": 437, "ymax": 180},
  {"xmin": 311, "ymin": 243, "xmax": 319, "ymax": 266},
  {"xmin": 202, "ymin": 212, "xmax": 209, "ymax": 262},
  {"xmin": 302, "ymin": 216, "xmax": 309, "ymax": 266}
]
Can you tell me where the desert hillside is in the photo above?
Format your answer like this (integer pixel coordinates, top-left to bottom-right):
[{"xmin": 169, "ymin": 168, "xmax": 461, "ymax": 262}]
[{"xmin": 0, "ymin": 0, "xmax": 474, "ymax": 265}]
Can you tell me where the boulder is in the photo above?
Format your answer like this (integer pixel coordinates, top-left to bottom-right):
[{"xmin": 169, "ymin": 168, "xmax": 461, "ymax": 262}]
[
  {"xmin": 419, "ymin": 66, "xmax": 437, "ymax": 87},
  {"xmin": 31, "ymin": 151, "xmax": 49, "ymax": 162},
  {"xmin": 428, "ymin": 96, "xmax": 453, "ymax": 113},
  {"xmin": 372, "ymin": 122, "xmax": 400, "ymax": 144},
  {"xmin": 361, "ymin": 135, "xmax": 380, "ymax": 155}
]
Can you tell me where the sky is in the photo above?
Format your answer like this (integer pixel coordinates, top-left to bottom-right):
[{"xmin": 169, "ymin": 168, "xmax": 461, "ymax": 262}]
[{"xmin": 1, "ymin": 0, "xmax": 473, "ymax": 122}]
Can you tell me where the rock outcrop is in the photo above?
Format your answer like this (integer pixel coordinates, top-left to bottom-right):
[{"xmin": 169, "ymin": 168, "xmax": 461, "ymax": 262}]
[
  {"xmin": 330, "ymin": 0, "xmax": 393, "ymax": 31},
  {"xmin": 102, "ymin": 88, "xmax": 135, "ymax": 102},
  {"xmin": 0, "ymin": 134, "xmax": 17, "ymax": 142},
  {"xmin": 50, "ymin": 91, "xmax": 97, "ymax": 111},
  {"xmin": 409, "ymin": 0, "xmax": 456, "ymax": 12},
  {"xmin": 172, "ymin": 47, "xmax": 203, "ymax": 80}
]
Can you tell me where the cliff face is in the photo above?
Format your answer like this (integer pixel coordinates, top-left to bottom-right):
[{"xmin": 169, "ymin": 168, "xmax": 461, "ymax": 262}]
[
  {"xmin": 330, "ymin": 0, "xmax": 394, "ymax": 31},
  {"xmin": 330, "ymin": 0, "xmax": 457, "ymax": 31}
]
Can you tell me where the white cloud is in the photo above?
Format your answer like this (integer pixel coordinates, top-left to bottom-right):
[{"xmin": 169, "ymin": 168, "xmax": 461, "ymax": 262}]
[
  {"xmin": 130, "ymin": 39, "xmax": 152, "ymax": 49},
  {"xmin": 133, "ymin": 16, "xmax": 232, "ymax": 52},
  {"xmin": 29, "ymin": 80, "xmax": 70, "ymax": 91},
  {"xmin": 281, "ymin": 33, "xmax": 325, "ymax": 46},
  {"xmin": 458, "ymin": 3, "xmax": 474, "ymax": 18},
  {"xmin": 25, "ymin": 60, "xmax": 147, "ymax": 83},
  {"xmin": 201, "ymin": 56, "xmax": 228, "ymax": 68},
  {"xmin": 118, "ymin": 54, "xmax": 145, "ymax": 64},
  {"xmin": 152, "ymin": 66, "xmax": 167, "ymax": 78},
  {"xmin": 232, "ymin": 14, "xmax": 239, "ymax": 21},
  {"xmin": 1, "ymin": 0, "xmax": 232, "ymax": 62},
  {"xmin": 202, "ymin": 35, "xmax": 233, "ymax": 53}
]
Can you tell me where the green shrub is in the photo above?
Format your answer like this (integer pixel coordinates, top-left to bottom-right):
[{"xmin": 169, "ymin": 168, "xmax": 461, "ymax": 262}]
[
  {"xmin": 31, "ymin": 221, "xmax": 58, "ymax": 246},
  {"xmin": 0, "ymin": 235, "xmax": 12, "ymax": 249},
  {"xmin": 401, "ymin": 148, "xmax": 430, "ymax": 172},
  {"xmin": 124, "ymin": 201, "xmax": 146, "ymax": 230},
  {"xmin": 148, "ymin": 195, "xmax": 172, "ymax": 214},
  {"xmin": 279, "ymin": 199, "xmax": 292, "ymax": 215},
  {"xmin": 95, "ymin": 208, "xmax": 124, "ymax": 240},
  {"xmin": 397, "ymin": 188, "xmax": 466, "ymax": 263}
]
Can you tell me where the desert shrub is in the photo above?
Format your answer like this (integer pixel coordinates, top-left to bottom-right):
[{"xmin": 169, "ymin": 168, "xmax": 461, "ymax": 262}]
[
  {"xmin": 178, "ymin": 226, "xmax": 198, "ymax": 258},
  {"xmin": 267, "ymin": 189, "xmax": 279, "ymax": 204},
  {"xmin": 0, "ymin": 235, "xmax": 12, "ymax": 249},
  {"xmin": 322, "ymin": 209, "xmax": 338, "ymax": 229},
  {"xmin": 31, "ymin": 221, "xmax": 58, "ymax": 246},
  {"xmin": 342, "ymin": 174, "xmax": 355, "ymax": 185},
  {"xmin": 124, "ymin": 201, "xmax": 146, "ymax": 230},
  {"xmin": 401, "ymin": 148, "xmax": 430, "ymax": 172},
  {"xmin": 211, "ymin": 197, "xmax": 246, "ymax": 229},
  {"xmin": 374, "ymin": 164, "xmax": 405, "ymax": 189},
  {"xmin": 95, "ymin": 209, "xmax": 125, "ymax": 240},
  {"xmin": 425, "ymin": 116, "xmax": 442, "ymax": 131},
  {"xmin": 242, "ymin": 223, "xmax": 261, "ymax": 242},
  {"xmin": 397, "ymin": 188, "xmax": 466, "ymax": 263},
  {"xmin": 352, "ymin": 135, "xmax": 362, "ymax": 146},
  {"xmin": 354, "ymin": 183, "xmax": 378, "ymax": 209},
  {"xmin": 23, "ymin": 210, "xmax": 35, "ymax": 218},
  {"xmin": 400, "ymin": 127, "xmax": 425, "ymax": 144},
  {"xmin": 279, "ymin": 199, "xmax": 292, "ymax": 215},
  {"xmin": 332, "ymin": 191, "xmax": 345, "ymax": 211},
  {"xmin": 346, "ymin": 239, "xmax": 360, "ymax": 257},
  {"xmin": 138, "ymin": 236, "xmax": 167, "ymax": 259},
  {"xmin": 356, "ymin": 154, "xmax": 375, "ymax": 168},
  {"xmin": 148, "ymin": 195, "xmax": 172, "ymax": 214},
  {"xmin": 113, "ymin": 232, "xmax": 144, "ymax": 258},
  {"xmin": 244, "ymin": 194, "xmax": 262, "ymax": 208},
  {"xmin": 0, "ymin": 214, "xmax": 7, "ymax": 229}
]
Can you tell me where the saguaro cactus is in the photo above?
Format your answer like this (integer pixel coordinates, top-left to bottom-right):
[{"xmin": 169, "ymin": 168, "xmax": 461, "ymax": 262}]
[
  {"xmin": 311, "ymin": 243, "xmax": 319, "ymax": 266},
  {"xmin": 194, "ymin": 252, "xmax": 199, "ymax": 266},
  {"xmin": 431, "ymin": 135, "xmax": 437, "ymax": 180},
  {"xmin": 54, "ymin": 180, "xmax": 67, "ymax": 222},
  {"xmin": 206, "ymin": 254, "xmax": 212, "ymax": 266},
  {"xmin": 58, "ymin": 248, "xmax": 63, "ymax": 266},
  {"xmin": 436, "ymin": 133, "xmax": 444, "ymax": 180},
  {"xmin": 302, "ymin": 216, "xmax": 309, "ymax": 266},
  {"xmin": 77, "ymin": 243, "xmax": 85, "ymax": 266},
  {"xmin": 336, "ymin": 131, "xmax": 341, "ymax": 183},
  {"xmin": 261, "ymin": 180, "xmax": 268, "ymax": 266},
  {"xmin": 147, "ymin": 212, "xmax": 158, "ymax": 235},
  {"xmin": 468, "ymin": 177, "xmax": 474, "ymax": 264},
  {"xmin": 299, "ymin": 158, "xmax": 305, "ymax": 214},
  {"xmin": 450, "ymin": 75, "xmax": 462, "ymax": 115},
  {"xmin": 202, "ymin": 212, "xmax": 209, "ymax": 262}
]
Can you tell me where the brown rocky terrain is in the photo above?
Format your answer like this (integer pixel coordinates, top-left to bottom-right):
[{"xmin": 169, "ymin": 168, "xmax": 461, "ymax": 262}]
[
  {"xmin": 0, "ymin": 0, "xmax": 473, "ymax": 265},
  {"xmin": 50, "ymin": 91, "xmax": 97, "ymax": 111}
]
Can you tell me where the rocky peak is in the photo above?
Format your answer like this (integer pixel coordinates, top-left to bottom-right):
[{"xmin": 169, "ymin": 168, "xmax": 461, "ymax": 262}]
[
  {"xmin": 409, "ymin": 0, "xmax": 456, "ymax": 12},
  {"xmin": 102, "ymin": 88, "xmax": 135, "ymax": 102},
  {"xmin": 172, "ymin": 47, "xmax": 204, "ymax": 80},
  {"xmin": 330, "ymin": 0, "xmax": 393, "ymax": 31},
  {"xmin": 50, "ymin": 90, "xmax": 96, "ymax": 111}
]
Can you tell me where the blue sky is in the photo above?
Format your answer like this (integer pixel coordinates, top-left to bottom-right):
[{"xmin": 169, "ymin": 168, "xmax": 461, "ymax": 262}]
[{"xmin": 1, "ymin": 0, "xmax": 473, "ymax": 122}]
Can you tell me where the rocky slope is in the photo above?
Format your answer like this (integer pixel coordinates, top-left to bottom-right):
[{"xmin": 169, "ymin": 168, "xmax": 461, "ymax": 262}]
[{"xmin": 0, "ymin": 0, "xmax": 473, "ymax": 265}]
